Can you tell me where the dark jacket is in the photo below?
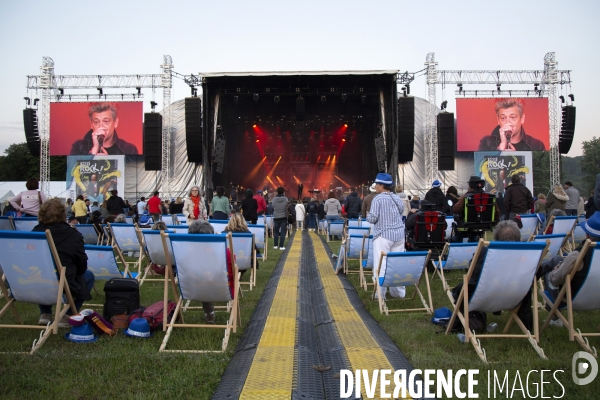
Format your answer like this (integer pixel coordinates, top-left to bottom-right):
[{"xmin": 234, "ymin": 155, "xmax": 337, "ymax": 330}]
[
  {"xmin": 106, "ymin": 195, "xmax": 126, "ymax": 215},
  {"xmin": 503, "ymin": 182, "xmax": 534, "ymax": 215},
  {"xmin": 478, "ymin": 127, "xmax": 545, "ymax": 151},
  {"xmin": 70, "ymin": 130, "xmax": 139, "ymax": 155},
  {"xmin": 241, "ymin": 197, "xmax": 258, "ymax": 222},
  {"xmin": 317, "ymin": 202, "xmax": 326, "ymax": 220},
  {"xmin": 33, "ymin": 222, "xmax": 91, "ymax": 301},
  {"xmin": 169, "ymin": 202, "xmax": 184, "ymax": 215},
  {"xmin": 344, "ymin": 192, "xmax": 362, "ymax": 215},
  {"xmin": 585, "ymin": 197, "xmax": 597, "ymax": 219},
  {"xmin": 425, "ymin": 187, "xmax": 446, "ymax": 213}
]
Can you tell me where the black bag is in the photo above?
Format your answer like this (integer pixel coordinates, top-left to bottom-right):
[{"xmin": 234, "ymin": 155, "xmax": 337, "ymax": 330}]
[{"xmin": 103, "ymin": 278, "xmax": 140, "ymax": 320}]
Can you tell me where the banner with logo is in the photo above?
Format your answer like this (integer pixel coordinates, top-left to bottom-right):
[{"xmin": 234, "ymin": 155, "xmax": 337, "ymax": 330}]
[
  {"xmin": 474, "ymin": 151, "xmax": 533, "ymax": 195},
  {"xmin": 66, "ymin": 155, "xmax": 125, "ymax": 204}
]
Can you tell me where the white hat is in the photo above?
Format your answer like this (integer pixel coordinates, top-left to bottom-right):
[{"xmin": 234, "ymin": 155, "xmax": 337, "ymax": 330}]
[{"xmin": 369, "ymin": 183, "xmax": 377, "ymax": 193}]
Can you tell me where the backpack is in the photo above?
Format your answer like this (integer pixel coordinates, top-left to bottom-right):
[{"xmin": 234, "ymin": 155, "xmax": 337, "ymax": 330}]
[
  {"xmin": 103, "ymin": 278, "xmax": 140, "ymax": 321},
  {"xmin": 308, "ymin": 202, "xmax": 317, "ymax": 213},
  {"xmin": 138, "ymin": 210, "xmax": 151, "ymax": 225},
  {"xmin": 142, "ymin": 300, "xmax": 177, "ymax": 331}
]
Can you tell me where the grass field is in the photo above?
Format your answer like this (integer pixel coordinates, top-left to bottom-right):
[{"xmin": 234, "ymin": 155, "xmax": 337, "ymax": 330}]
[{"xmin": 0, "ymin": 233, "xmax": 598, "ymax": 399}]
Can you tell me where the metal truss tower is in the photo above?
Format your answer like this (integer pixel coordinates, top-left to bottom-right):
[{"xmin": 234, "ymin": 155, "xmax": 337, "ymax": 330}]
[
  {"xmin": 425, "ymin": 53, "xmax": 438, "ymax": 184},
  {"xmin": 161, "ymin": 56, "xmax": 173, "ymax": 198},
  {"xmin": 39, "ymin": 57, "xmax": 54, "ymax": 197},
  {"xmin": 543, "ymin": 52, "xmax": 561, "ymax": 185}
]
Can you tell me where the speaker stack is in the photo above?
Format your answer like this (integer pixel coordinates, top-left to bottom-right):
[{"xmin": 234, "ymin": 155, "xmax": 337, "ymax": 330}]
[
  {"xmin": 374, "ymin": 137, "xmax": 386, "ymax": 172},
  {"xmin": 559, "ymin": 106, "xmax": 576, "ymax": 154},
  {"xmin": 185, "ymin": 97, "xmax": 202, "ymax": 163},
  {"xmin": 23, "ymin": 109, "xmax": 40, "ymax": 157},
  {"xmin": 437, "ymin": 112, "xmax": 456, "ymax": 170},
  {"xmin": 397, "ymin": 97, "xmax": 415, "ymax": 163},
  {"xmin": 214, "ymin": 139, "xmax": 226, "ymax": 174},
  {"xmin": 143, "ymin": 113, "xmax": 162, "ymax": 171}
]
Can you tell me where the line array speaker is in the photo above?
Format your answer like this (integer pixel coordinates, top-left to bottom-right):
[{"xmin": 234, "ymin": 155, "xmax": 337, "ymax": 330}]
[
  {"xmin": 437, "ymin": 112, "xmax": 455, "ymax": 170},
  {"xmin": 374, "ymin": 137, "xmax": 386, "ymax": 171},
  {"xmin": 185, "ymin": 97, "xmax": 202, "ymax": 162},
  {"xmin": 214, "ymin": 139, "xmax": 226, "ymax": 174},
  {"xmin": 23, "ymin": 109, "xmax": 40, "ymax": 157},
  {"xmin": 559, "ymin": 105, "xmax": 576, "ymax": 154},
  {"xmin": 143, "ymin": 113, "xmax": 162, "ymax": 171},
  {"xmin": 397, "ymin": 97, "xmax": 415, "ymax": 162}
]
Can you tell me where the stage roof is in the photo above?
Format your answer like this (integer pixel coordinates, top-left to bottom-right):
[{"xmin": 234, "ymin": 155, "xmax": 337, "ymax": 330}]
[{"xmin": 198, "ymin": 70, "xmax": 399, "ymax": 78}]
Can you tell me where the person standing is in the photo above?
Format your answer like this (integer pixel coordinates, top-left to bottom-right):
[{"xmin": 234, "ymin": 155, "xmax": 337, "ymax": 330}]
[
  {"xmin": 503, "ymin": 174, "xmax": 534, "ymax": 220},
  {"xmin": 182, "ymin": 186, "xmax": 208, "ymax": 225},
  {"xmin": 344, "ymin": 187, "xmax": 362, "ymax": 219},
  {"xmin": 424, "ymin": 180, "xmax": 446, "ymax": 213},
  {"xmin": 585, "ymin": 190, "xmax": 597, "ymax": 219},
  {"xmin": 271, "ymin": 187, "xmax": 289, "ymax": 250},
  {"xmin": 295, "ymin": 200, "xmax": 306, "ymax": 229},
  {"xmin": 306, "ymin": 198, "xmax": 318, "ymax": 231},
  {"xmin": 545, "ymin": 184, "xmax": 569, "ymax": 217},
  {"xmin": 10, "ymin": 177, "xmax": 47, "ymax": 217},
  {"xmin": 147, "ymin": 191, "xmax": 162, "ymax": 222},
  {"xmin": 253, "ymin": 190, "xmax": 267, "ymax": 217},
  {"xmin": 211, "ymin": 186, "xmax": 230, "ymax": 220},
  {"xmin": 564, "ymin": 181, "xmax": 580, "ymax": 216},
  {"xmin": 324, "ymin": 192, "xmax": 342, "ymax": 225},
  {"xmin": 366, "ymin": 173, "xmax": 406, "ymax": 299},
  {"xmin": 106, "ymin": 189, "xmax": 126, "ymax": 216},
  {"xmin": 361, "ymin": 184, "xmax": 378, "ymax": 219},
  {"xmin": 73, "ymin": 195, "xmax": 88, "ymax": 224},
  {"xmin": 136, "ymin": 196, "xmax": 147, "ymax": 219},
  {"xmin": 298, "ymin": 182, "xmax": 304, "ymax": 200},
  {"xmin": 241, "ymin": 189, "xmax": 258, "ymax": 225}
]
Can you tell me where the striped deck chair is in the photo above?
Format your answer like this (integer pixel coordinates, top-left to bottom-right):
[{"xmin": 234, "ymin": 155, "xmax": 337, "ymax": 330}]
[
  {"xmin": 445, "ymin": 240, "xmax": 549, "ymax": 363},
  {"xmin": 432, "ymin": 242, "xmax": 478, "ymax": 294},
  {"xmin": 519, "ymin": 214, "xmax": 540, "ymax": 242},
  {"xmin": 12, "ymin": 217, "xmax": 39, "ymax": 232},
  {"xmin": 76, "ymin": 224, "xmax": 101, "ymax": 245},
  {"xmin": 109, "ymin": 223, "xmax": 146, "ymax": 280},
  {"xmin": 247, "ymin": 224, "xmax": 267, "ymax": 261},
  {"xmin": 540, "ymin": 240, "xmax": 600, "ymax": 357},
  {"xmin": 264, "ymin": 215, "xmax": 274, "ymax": 238},
  {"xmin": 532, "ymin": 234, "xmax": 568, "ymax": 262},
  {"xmin": 0, "ymin": 230, "xmax": 77, "ymax": 354},
  {"xmin": 0, "ymin": 216, "xmax": 14, "ymax": 231},
  {"xmin": 327, "ymin": 221, "xmax": 345, "ymax": 242},
  {"xmin": 159, "ymin": 232, "xmax": 239, "ymax": 352},
  {"xmin": 165, "ymin": 224, "xmax": 189, "ymax": 234},
  {"xmin": 359, "ymin": 235, "xmax": 374, "ymax": 291},
  {"xmin": 230, "ymin": 232, "xmax": 256, "ymax": 290},
  {"xmin": 372, "ymin": 250, "xmax": 433, "ymax": 315},
  {"xmin": 343, "ymin": 234, "xmax": 366, "ymax": 275},
  {"xmin": 209, "ymin": 220, "xmax": 229, "ymax": 234}
]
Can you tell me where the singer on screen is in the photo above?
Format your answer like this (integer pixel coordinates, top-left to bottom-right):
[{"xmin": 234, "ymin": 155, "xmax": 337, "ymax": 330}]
[
  {"xmin": 69, "ymin": 102, "xmax": 139, "ymax": 155},
  {"xmin": 478, "ymin": 99, "xmax": 545, "ymax": 151}
]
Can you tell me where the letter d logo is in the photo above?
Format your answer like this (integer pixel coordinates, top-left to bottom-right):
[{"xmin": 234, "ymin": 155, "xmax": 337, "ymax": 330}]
[{"xmin": 572, "ymin": 351, "xmax": 598, "ymax": 385}]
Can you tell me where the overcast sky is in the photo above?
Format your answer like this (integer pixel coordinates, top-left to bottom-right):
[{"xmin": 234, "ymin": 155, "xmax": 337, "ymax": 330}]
[{"xmin": 1, "ymin": 0, "xmax": 598, "ymax": 158}]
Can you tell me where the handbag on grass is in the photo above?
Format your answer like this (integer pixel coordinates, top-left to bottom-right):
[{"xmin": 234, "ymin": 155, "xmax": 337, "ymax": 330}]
[{"xmin": 111, "ymin": 314, "xmax": 130, "ymax": 330}]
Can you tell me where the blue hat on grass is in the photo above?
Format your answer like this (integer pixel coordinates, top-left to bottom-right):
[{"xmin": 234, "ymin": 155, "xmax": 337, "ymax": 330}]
[
  {"xmin": 124, "ymin": 318, "xmax": 152, "ymax": 338},
  {"xmin": 64, "ymin": 320, "xmax": 98, "ymax": 343},
  {"xmin": 374, "ymin": 173, "xmax": 393, "ymax": 185}
]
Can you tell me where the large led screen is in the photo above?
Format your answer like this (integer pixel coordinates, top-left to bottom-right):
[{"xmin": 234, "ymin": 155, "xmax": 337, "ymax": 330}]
[
  {"xmin": 50, "ymin": 102, "xmax": 143, "ymax": 156},
  {"xmin": 456, "ymin": 98, "xmax": 549, "ymax": 152}
]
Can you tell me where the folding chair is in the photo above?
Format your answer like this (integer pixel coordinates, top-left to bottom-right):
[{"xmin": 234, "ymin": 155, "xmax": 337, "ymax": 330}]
[
  {"xmin": 165, "ymin": 224, "xmax": 189, "ymax": 234},
  {"xmin": 126, "ymin": 216, "xmax": 134, "ymax": 224},
  {"xmin": 0, "ymin": 230, "xmax": 77, "ymax": 354},
  {"xmin": 84, "ymin": 244, "xmax": 133, "ymax": 306},
  {"xmin": 209, "ymin": 220, "xmax": 229, "ymax": 234},
  {"xmin": 264, "ymin": 215, "xmax": 274, "ymax": 238},
  {"xmin": 347, "ymin": 218, "xmax": 360, "ymax": 228},
  {"xmin": 12, "ymin": 217, "xmax": 39, "ymax": 232},
  {"xmin": 102, "ymin": 225, "xmax": 113, "ymax": 246},
  {"xmin": 432, "ymin": 242, "xmax": 478, "ymax": 295},
  {"xmin": 175, "ymin": 214, "xmax": 186, "ymax": 225},
  {"xmin": 137, "ymin": 228, "xmax": 176, "ymax": 285},
  {"xmin": 347, "ymin": 226, "xmax": 370, "ymax": 239},
  {"xmin": 247, "ymin": 224, "xmax": 267, "ymax": 261},
  {"xmin": 532, "ymin": 234, "xmax": 568, "ymax": 262},
  {"xmin": 573, "ymin": 225, "xmax": 587, "ymax": 248},
  {"xmin": 359, "ymin": 234, "xmax": 374, "ymax": 291},
  {"xmin": 445, "ymin": 240, "xmax": 549, "ymax": 363},
  {"xmin": 519, "ymin": 214, "xmax": 540, "ymax": 242},
  {"xmin": 159, "ymin": 232, "xmax": 239, "ymax": 353},
  {"xmin": 360, "ymin": 220, "xmax": 373, "ymax": 232},
  {"xmin": 343, "ymin": 234, "xmax": 366, "ymax": 275},
  {"xmin": 334, "ymin": 241, "xmax": 345, "ymax": 274},
  {"xmin": 0, "ymin": 216, "xmax": 14, "ymax": 231},
  {"xmin": 540, "ymin": 240, "xmax": 600, "ymax": 357},
  {"xmin": 544, "ymin": 215, "xmax": 577, "ymax": 238},
  {"xmin": 327, "ymin": 221, "xmax": 345, "ymax": 242},
  {"xmin": 76, "ymin": 224, "xmax": 102, "ymax": 245},
  {"xmin": 372, "ymin": 250, "xmax": 433, "ymax": 316},
  {"xmin": 108, "ymin": 223, "xmax": 147, "ymax": 280},
  {"xmin": 317, "ymin": 219, "xmax": 327, "ymax": 235},
  {"xmin": 230, "ymin": 232, "xmax": 257, "ymax": 290}
]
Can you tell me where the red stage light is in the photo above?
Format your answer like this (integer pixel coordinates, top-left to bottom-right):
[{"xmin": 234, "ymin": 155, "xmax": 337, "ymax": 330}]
[
  {"xmin": 253, "ymin": 124, "xmax": 257, "ymax": 128},
  {"xmin": 256, "ymin": 139, "xmax": 259, "ymax": 142},
  {"xmin": 342, "ymin": 138, "xmax": 346, "ymax": 142},
  {"xmin": 344, "ymin": 124, "xmax": 348, "ymax": 127}
]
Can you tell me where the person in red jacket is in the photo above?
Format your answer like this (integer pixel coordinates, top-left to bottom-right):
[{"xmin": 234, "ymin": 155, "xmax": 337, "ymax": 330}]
[
  {"xmin": 253, "ymin": 190, "xmax": 267, "ymax": 217},
  {"xmin": 147, "ymin": 191, "xmax": 162, "ymax": 222}
]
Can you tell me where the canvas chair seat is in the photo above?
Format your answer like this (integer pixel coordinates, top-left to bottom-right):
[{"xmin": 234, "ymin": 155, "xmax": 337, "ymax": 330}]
[
  {"xmin": 85, "ymin": 245, "xmax": 130, "ymax": 280},
  {"xmin": 159, "ymin": 232, "xmax": 239, "ymax": 353},
  {"xmin": 247, "ymin": 224, "xmax": 267, "ymax": 261},
  {"xmin": 0, "ymin": 216, "xmax": 14, "ymax": 231},
  {"xmin": 532, "ymin": 234, "xmax": 568, "ymax": 262},
  {"xmin": 359, "ymin": 235, "xmax": 374, "ymax": 291},
  {"xmin": 318, "ymin": 219, "xmax": 327, "ymax": 235},
  {"xmin": 347, "ymin": 219, "xmax": 360, "ymax": 228},
  {"xmin": 343, "ymin": 234, "xmax": 366, "ymax": 275},
  {"xmin": 519, "ymin": 214, "xmax": 540, "ymax": 241},
  {"xmin": 109, "ymin": 223, "xmax": 147, "ymax": 281},
  {"xmin": 432, "ymin": 242, "xmax": 478, "ymax": 294},
  {"xmin": 229, "ymin": 232, "xmax": 257, "ymax": 290},
  {"xmin": 137, "ymin": 229, "xmax": 178, "ymax": 285},
  {"xmin": 264, "ymin": 215, "xmax": 274, "ymax": 237},
  {"xmin": 572, "ymin": 225, "xmax": 587, "ymax": 247},
  {"xmin": 334, "ymin": 241, "xmax": 345, "ymax": 274},
  {"xmin": 175, "ymin": 214, "xmax": 186, "ymax": 225},
  {"xmin": 0, "ymin": 230, "xmax": 77, "ymax": 354},
  {"xmin": 164, "ymin": 224, "xmax": 189, "ymax": 234},
  {"xmin": 210, "ymin": 220, "xmax": 229, "ymax": 234},
  {"xmin": 76, "ymin": 224, "xmax": 101, "ymax": 245},
  {"xmin": 12, "ymin": 217, "xmax": 39, "ymax": 232},
  {"xmin": 541, "ymin": 240, "xmax": 600, "ymax": 357},
  {"xmin": 445, "ymin": 240, "xmax": 549, "ymax": 363},
  {"xmin": 347, "ymin": 226, "xmax": 370, "ymax": 239},
  {"xmin": 372, "ymin": 250, "xmax": 433, "ymax": 316},
  {"xmin": 327, "ymin": 221, "xmax": 344, "ymax": 242},
  {"xmin": 360, "ymin": 220, "xmax": 373, "ymax": 232}
]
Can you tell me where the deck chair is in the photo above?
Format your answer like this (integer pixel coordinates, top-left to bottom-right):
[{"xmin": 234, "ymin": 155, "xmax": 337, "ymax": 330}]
[
  {"xmin": 230, "ymin": 232, "xmax": 257, "ymax": 290},
  {"xmin": 84, "ymin": 244, "xmax": 132, "ymax": 306},
  {"xmin": 532, "ymin": 234, "xmax": 568, "ymax": 262},
  {"xmin": 327, "ymin": 221, "xmax": 345, "ymax": 242},
  {"xmin": 318, "ymin": 219, "xmax": 327, "ymax": 235},
  {"xmin": 175, "ymin": 214, "xmax": 186, "ymax": 225},
  {"xmin": 0, "ymin": 230, "xmax": 77, "ymax": 354},
  {"xmin": 347, "ymin": 226, "xmax": 370, "ymax": 240},
  {"xmin": 432, "ymin": 242, "xmax": 479, "ymax": 294},
  {"xmin": 137, "ymin": 228, "xmax": 175, "ymax": 285},
  {"xmin": 165, "ymin": 224, "xmax": 189, "ymax": 234},
  {"xmin": 519, "ymin": 214, "xmax": 540, "ymax": 242},
  {"xmin": 334, "ymin": 241, "xmax": 345, "ymax": 274},
  {"xmin": 159, "ymin": 232, "xmax": 239, "ymax": 353},
  {"xmin": 360, "ymin": 220, "xmax": 373, "ymax": 232},
  {"xmin": 108, "ymin": 223, "xmax": 146, "ymax": 280},
  {"xmin": 359, "ymin": 235, "xmax": 374, "ymax": 291},
  {"xmin": 445, "ymin": 240, "xmax": 549, "ymax": 363},
  {"xmin": 343, "ymin": 234, "xmax": 366, "ymax": 275},
  {"xmin": 540, "ymin": 240, "xmax": 600, "ymax": 357},
  {"xmin": 0, "ymin": 216, "xmax": 14, "ymax": 231},
  {"xmin": 12, "ymin": 217, "xmax": 39, "ymax": 232},
  {"xmin": 347, "ymin": 218, "xmax": 360, "ymax": 229},
  {"xmin": 102, "ymin": 225, "xmax": 113, "ymax": 246},
  {"xmin": 76, "ymin": 224, "xmax": 102, "ymax": 245},
  {"xmin": 126, "ymin": 216, "xmax": 134, "ymax": 224},
  {"xmin": 544, "ymin": 215, "xmax": 577, "ymax": 238},
  {"xmin": 209, "ymin": 220, "xmax": 229, "ymax": 234},
  {"xmin": 372, "ymin": 250, "xmax": 433, "ymax": 315},
  {"xmin": 264, "ymin": 215, "xmax": 274, "ymax": 237},
  {"xmin": 247, "ymin": 224, "xmax": 267, "ymax": 261},
  {"xmin": 572, "ymin": 225, "xmax": 587, "ymax": 248}
]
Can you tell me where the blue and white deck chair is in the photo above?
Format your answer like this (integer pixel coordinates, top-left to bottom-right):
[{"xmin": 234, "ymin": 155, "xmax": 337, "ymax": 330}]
[
  {"xmin": 165, "ymin": 224, "xmax": 189, "ymax": 234},
  {"xmin": 343, "ymin": 234, "xmax": 367, "ymax": 275},
  {"xmin": 108, "ymin": 223, "xmax": 146, "ymax": 280},
  {"xmin": 540, "ymin": 240, "xmax": 600, "ymax": 357},
  {"xmin": 209, "ymin": 220, "xmax": 229, "ymax": 234},
  {"xmin": 76, "ymin": 224, "xmax": 101, "ymax": 245},
  {"xmin": 544, "ymin": 215, "xmax": 577, "ymax": 238},
  {"xmin": 12, "ymin": 217, "xmax": 39, "ymax": 232},
  {"xmin": 532, "ymin": 234, "xmax": 568, "ymax": 262},
  {"xmin": 445, "ymin": 240, "xmax": 549, "ymax": 363},
  {"xmin": 84, "ymin": 244, "xmax": 132, "ymax": 306},
  {"xmin": 138, "ymin": 228, "xmax": 177, "ymax": 285},
  {"xmin": 264, "ymin": 215, "xmax": 274, "ymax": 237},
  {"xmin": 175, "ymin": 214, "xmax": 186, "ymax": 225},
  {"xmin": 334, "ymin": 241, "xmax": 345, "ymax": 274},
  {"xmin": 360, "ymin": 220, "xmax": 373, "ymax": 232},
  {"xmin": 159, "ymin": 232, "xmax": 239, "ymax": 352},
  {"xmin": 347, "ymin": 218, "xmax": 360, "ymax": 229},
  {"xmin": 519, "ymin": 214, "xmax": 540, "ymax": 241},
  {"xmin": 572, "ymin": 225, "xmax": 587, "ymax": 248},
  {"xmin": 372, "ymin": 250, "xmax": 433, "ymax": 316},
  {"xmin": 432, "ymin": 242, "xmax": 478, "ymax": 294},
  {"xmin": 102, "ymin": 225, "xmax": 112, "ymax": 246},
  {"xmin": 359, "ymin": 235, "xmax": 374, "ymax": 291},
  {"xmin": 229, "ymin": 232, "xmax": 257, "ymax": 290},
  {"xmin": 347, "ymin": 226, "xmax": 370, "ymax": 240},
  {"xmin": 126, "ymin": 216, "xmax": 134, "ymax": 224},
  {"xmin": 327, "ymin": 221, "xmax": 345, "ymax": 242},
  {"xmin": 318, "ymin": 219, "xmax": 327, "ymax": 235},
  {"xmin": 0, "ymin": 230, "xmax": 77, "ymax": 354},
  {"xmin": 444, "ymin": 216, "xmax": 454, "ymax": 241},
  {"xmin": 247, "ymin": 224, "xmax": 267, "ymax": 261},
  {"xmin": 577, "ymin": 214, "xmax": 587, "ymax": 224},
  {"xmin": 0, "ymin": 216, "xmax": 14, "ymax": 231}
]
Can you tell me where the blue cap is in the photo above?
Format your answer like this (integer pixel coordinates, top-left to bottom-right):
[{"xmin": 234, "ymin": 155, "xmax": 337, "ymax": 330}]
[
  {"xmin": 580, "ymin": 211, "xmax": 600, "ymax": 238},
  {"xmin": 64, "ymin": 321, "xmax": 98, "ymax": 343},
  {"xmin": 432, "ymin": 180, "xmax": 441, "ymax": 188},
  {"xmin": 374, "ymin": 173, "xmax": 393, "ymax": 185}
]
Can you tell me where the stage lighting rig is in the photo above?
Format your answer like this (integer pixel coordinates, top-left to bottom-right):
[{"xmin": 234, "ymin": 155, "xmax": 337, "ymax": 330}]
[
  {"xmin": 559, "ymin": 95, "xmax": 565, "ymax": 103},
  {"xmin": 97, "ymin": 87, "xmax": 103, "ymax": 95},
  {"xmin": 150, "ymin": 101, "xmax": 158, "ymax": 112},
  {"xmin": 253, "ymin": 93, "xmax": 259, "ymax": 103},
  {"xmin": 568, "ymin": 94, "xmax": 574, "ymax": 102},
  {"xmin": 441, "ymin": 101, "xmax": 448, "ymax": 111},
  {"xmin": 23, "ymin": 97, "xmax": 30, "ymax": 107},
  {"xmin": 34, "ymin": 98, "xmax": 39, "ymax": 106}
]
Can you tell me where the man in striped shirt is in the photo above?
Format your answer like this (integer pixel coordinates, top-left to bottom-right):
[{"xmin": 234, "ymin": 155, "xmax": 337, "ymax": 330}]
[{"xmin": 366, "ymin": 173, "xmax": 406, "ymax": 299}]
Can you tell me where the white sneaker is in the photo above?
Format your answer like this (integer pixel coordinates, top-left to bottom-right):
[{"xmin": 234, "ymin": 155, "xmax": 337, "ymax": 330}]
[
  {"xmin": 549, "ymin": 318, "xmax": 564, "ymax": 327},
  {"xmin": 274, "ymin": 246, "xmax": 278, "ymax": 250},
  {"xmin": 279, "ymin": 247, "xmax": 285, "ymax": 251}
]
